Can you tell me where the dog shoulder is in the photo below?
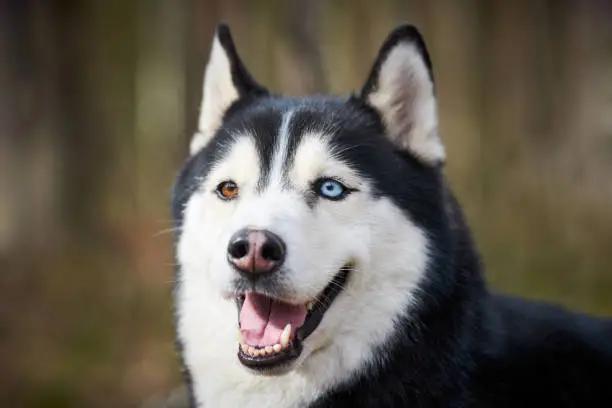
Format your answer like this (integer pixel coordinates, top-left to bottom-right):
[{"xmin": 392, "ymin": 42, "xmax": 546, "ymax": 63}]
[{"xmin": 470, "ymin": 293, "xmax": 612, "ymax": 407}]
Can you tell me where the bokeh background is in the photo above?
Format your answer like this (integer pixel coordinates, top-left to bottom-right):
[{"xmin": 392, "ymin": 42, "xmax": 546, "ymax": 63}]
[{"xmin": 1, "ymin": 0, "xmax": 611, "ymax": 407}]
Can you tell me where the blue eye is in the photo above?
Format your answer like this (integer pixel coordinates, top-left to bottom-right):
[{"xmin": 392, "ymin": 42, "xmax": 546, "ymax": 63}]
[{"xmin": 314, "ymin": 178, "xmax": 351, "ymax": 201}]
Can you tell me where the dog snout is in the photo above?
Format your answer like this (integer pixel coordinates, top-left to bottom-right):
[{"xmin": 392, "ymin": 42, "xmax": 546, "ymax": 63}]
[{"xmin": 227, "ymin": 228, "xmax": 286, "ymax": 276}]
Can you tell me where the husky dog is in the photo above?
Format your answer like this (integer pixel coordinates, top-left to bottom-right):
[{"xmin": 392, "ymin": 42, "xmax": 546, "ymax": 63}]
[{"xmin": 171, "ymin": 23, "xmax": 612, "ymax": 407}]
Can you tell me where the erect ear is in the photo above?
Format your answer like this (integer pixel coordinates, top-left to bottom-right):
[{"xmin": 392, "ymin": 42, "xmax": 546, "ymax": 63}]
[
  {"xmin": 360, "ymin": 25, "xmax": 444, "ymax": 166},
  {"xmin": 190, "ymin": 23, "xmax": 268, "ymax": 155}
]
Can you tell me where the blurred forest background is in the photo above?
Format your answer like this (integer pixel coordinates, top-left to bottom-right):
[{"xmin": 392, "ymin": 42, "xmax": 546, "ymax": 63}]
[{"xmin": 1, "ymin": 0, "xmax": 611, "ymax": 407}]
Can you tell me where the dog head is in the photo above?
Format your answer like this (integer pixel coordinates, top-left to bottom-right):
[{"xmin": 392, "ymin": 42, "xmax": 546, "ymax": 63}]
[{"xmin": 173, "ymin": 23, "xmax": 448, "ymax": 379}]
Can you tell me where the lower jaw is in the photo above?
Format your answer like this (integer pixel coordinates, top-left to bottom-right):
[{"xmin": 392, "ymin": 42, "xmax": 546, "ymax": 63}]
[{"xmin": 237, "ymin": 339, "xmax": 303, "ymax": 374}]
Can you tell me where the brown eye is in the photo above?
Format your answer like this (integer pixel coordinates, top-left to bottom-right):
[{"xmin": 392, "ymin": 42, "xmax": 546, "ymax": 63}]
[{"xmin": 216, "ymin": 181, "xmax": 239, "ymax": 200}]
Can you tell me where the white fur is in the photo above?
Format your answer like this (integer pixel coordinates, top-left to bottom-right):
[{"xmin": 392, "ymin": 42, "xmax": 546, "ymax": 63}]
[
  {"xmin": 176, "ymin": 110, "xmax": 431, "ymax": 407},
  {"xmin": 367, "ymin": 43, "xmax": 445, "ymax": 165},
  {"xmin": 268, "ymin": 110, "xmax": 295, "ymax": 187},
  {"xmin": 190, "ymin": 33, "xmax": 240, "ymax": 155}
]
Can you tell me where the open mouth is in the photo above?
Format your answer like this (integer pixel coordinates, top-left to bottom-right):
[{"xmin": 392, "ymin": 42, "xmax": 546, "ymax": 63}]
[{"xmin": 235, "ymin": 263, "xmax": 353, "ymax": 371}]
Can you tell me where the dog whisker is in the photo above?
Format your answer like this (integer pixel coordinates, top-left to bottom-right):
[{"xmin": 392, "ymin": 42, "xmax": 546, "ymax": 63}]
[{"xmin": 153, "ymin": 227, "xmax": 182, "ymax": 238}]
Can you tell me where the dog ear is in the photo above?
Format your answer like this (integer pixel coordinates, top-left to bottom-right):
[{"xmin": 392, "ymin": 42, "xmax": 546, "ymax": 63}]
[
  {"xmin": 190, "ymin": 23, "xmax": 268, "ymax": 155},
  {"xmin": 360, "ymin": 25, "xmax": 444, "ymax": 166}
]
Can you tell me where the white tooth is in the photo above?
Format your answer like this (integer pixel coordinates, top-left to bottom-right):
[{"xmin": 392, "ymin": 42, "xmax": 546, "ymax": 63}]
[
  {"xmin": 273, "ymin": 343, "xmax": 282, "ymax": 353},
  {"xmin": 280, "ymin": 324, "xmax": 291, "ymax": 348},
  {"xmin": 241, "ymin": 343, "xmax": 248, "ymax": 353},
  {"xmin": 248, "ymin": 346, "xmax": 256, "ymax": 356},
  {"xmin": 265, "ymin": 346, "xmax": 273, "ymax": 354},
  {"xmin": 307, "ymin": 301, "xmax": 314, "ymax": 311}
]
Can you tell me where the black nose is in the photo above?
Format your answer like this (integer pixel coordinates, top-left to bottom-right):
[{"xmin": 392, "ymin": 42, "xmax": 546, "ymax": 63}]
[{"xmin": 227, "ymin": 228, "xmax": 286, "ymax": 276}]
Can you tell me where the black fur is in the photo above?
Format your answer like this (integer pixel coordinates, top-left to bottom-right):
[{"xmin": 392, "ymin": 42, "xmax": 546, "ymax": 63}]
[
  {"xmin": 171, "ymin": 23, "xmax": 612, "ymax": 407},
  {"xmin": 215, "ymin": 22, "xmax": 268, "ymax": 97}
]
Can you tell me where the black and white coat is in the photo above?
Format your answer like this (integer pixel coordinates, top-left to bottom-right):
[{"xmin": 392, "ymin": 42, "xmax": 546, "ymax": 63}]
[{"xmin": 171, "ymin": 23, "xmax": 612, "ymax": 408}]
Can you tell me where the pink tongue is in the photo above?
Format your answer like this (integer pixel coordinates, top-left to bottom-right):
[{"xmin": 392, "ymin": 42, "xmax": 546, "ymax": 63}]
[{"xmin": 239, "ymin": 293, "xmax": 307, "ymax": 347}]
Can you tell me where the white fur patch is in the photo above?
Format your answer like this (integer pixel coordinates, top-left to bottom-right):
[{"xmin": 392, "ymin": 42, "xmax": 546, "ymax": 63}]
[
  {"xmin": 367, "ymin": 43, "xmax": 445, "ymax": 165},
  {"xmin": 268, "ymin": 110, "xmax": 295, "ymax": 187},
  {"xmin": 176, "ymin": 121, "xmax": 431, "ymax": 407},
  {"xmin": 190, "ymin": 34, "xmax": 240, "ymax": 155}
]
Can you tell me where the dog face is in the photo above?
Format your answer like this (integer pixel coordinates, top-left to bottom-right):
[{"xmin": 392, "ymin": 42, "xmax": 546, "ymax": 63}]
[{"xmin": 172, "ymin": 23, "xmax": 448, "ymax": 404}]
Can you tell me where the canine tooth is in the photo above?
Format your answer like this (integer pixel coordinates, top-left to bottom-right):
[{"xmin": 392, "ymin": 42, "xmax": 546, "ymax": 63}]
[
  {"xmin": 241, "ymin": 343, "xmax": 248, "ymax": 353},
  {"xmin": 280, "ymin": 324, "xmax": 291, "ymax": 348},
  {"xmin": 273, "ymin": 344, "xmax": 282, "ymax": 353},
  {"xmin": 307, "ymin": 301, "xmax": 314, "ymax": 311},
  {"xmin": 265, "ymin": 346, "xmax": 273, "ymax": 354}
]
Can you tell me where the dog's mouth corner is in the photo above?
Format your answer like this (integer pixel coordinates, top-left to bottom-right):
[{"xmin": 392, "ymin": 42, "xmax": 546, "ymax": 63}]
[{"xmin": 235, "ymin": 261, "xmax": 354, "ymax": 372}]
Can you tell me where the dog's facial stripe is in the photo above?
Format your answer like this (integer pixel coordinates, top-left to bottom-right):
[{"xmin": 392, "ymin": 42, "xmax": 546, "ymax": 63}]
[
  {"xmin": 254, "ymin": 107, "xmax": 336, "ymax": 194},
  {"xmin": 266, "ymin": 110, "xmax": 296, "ymax": 190}
]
